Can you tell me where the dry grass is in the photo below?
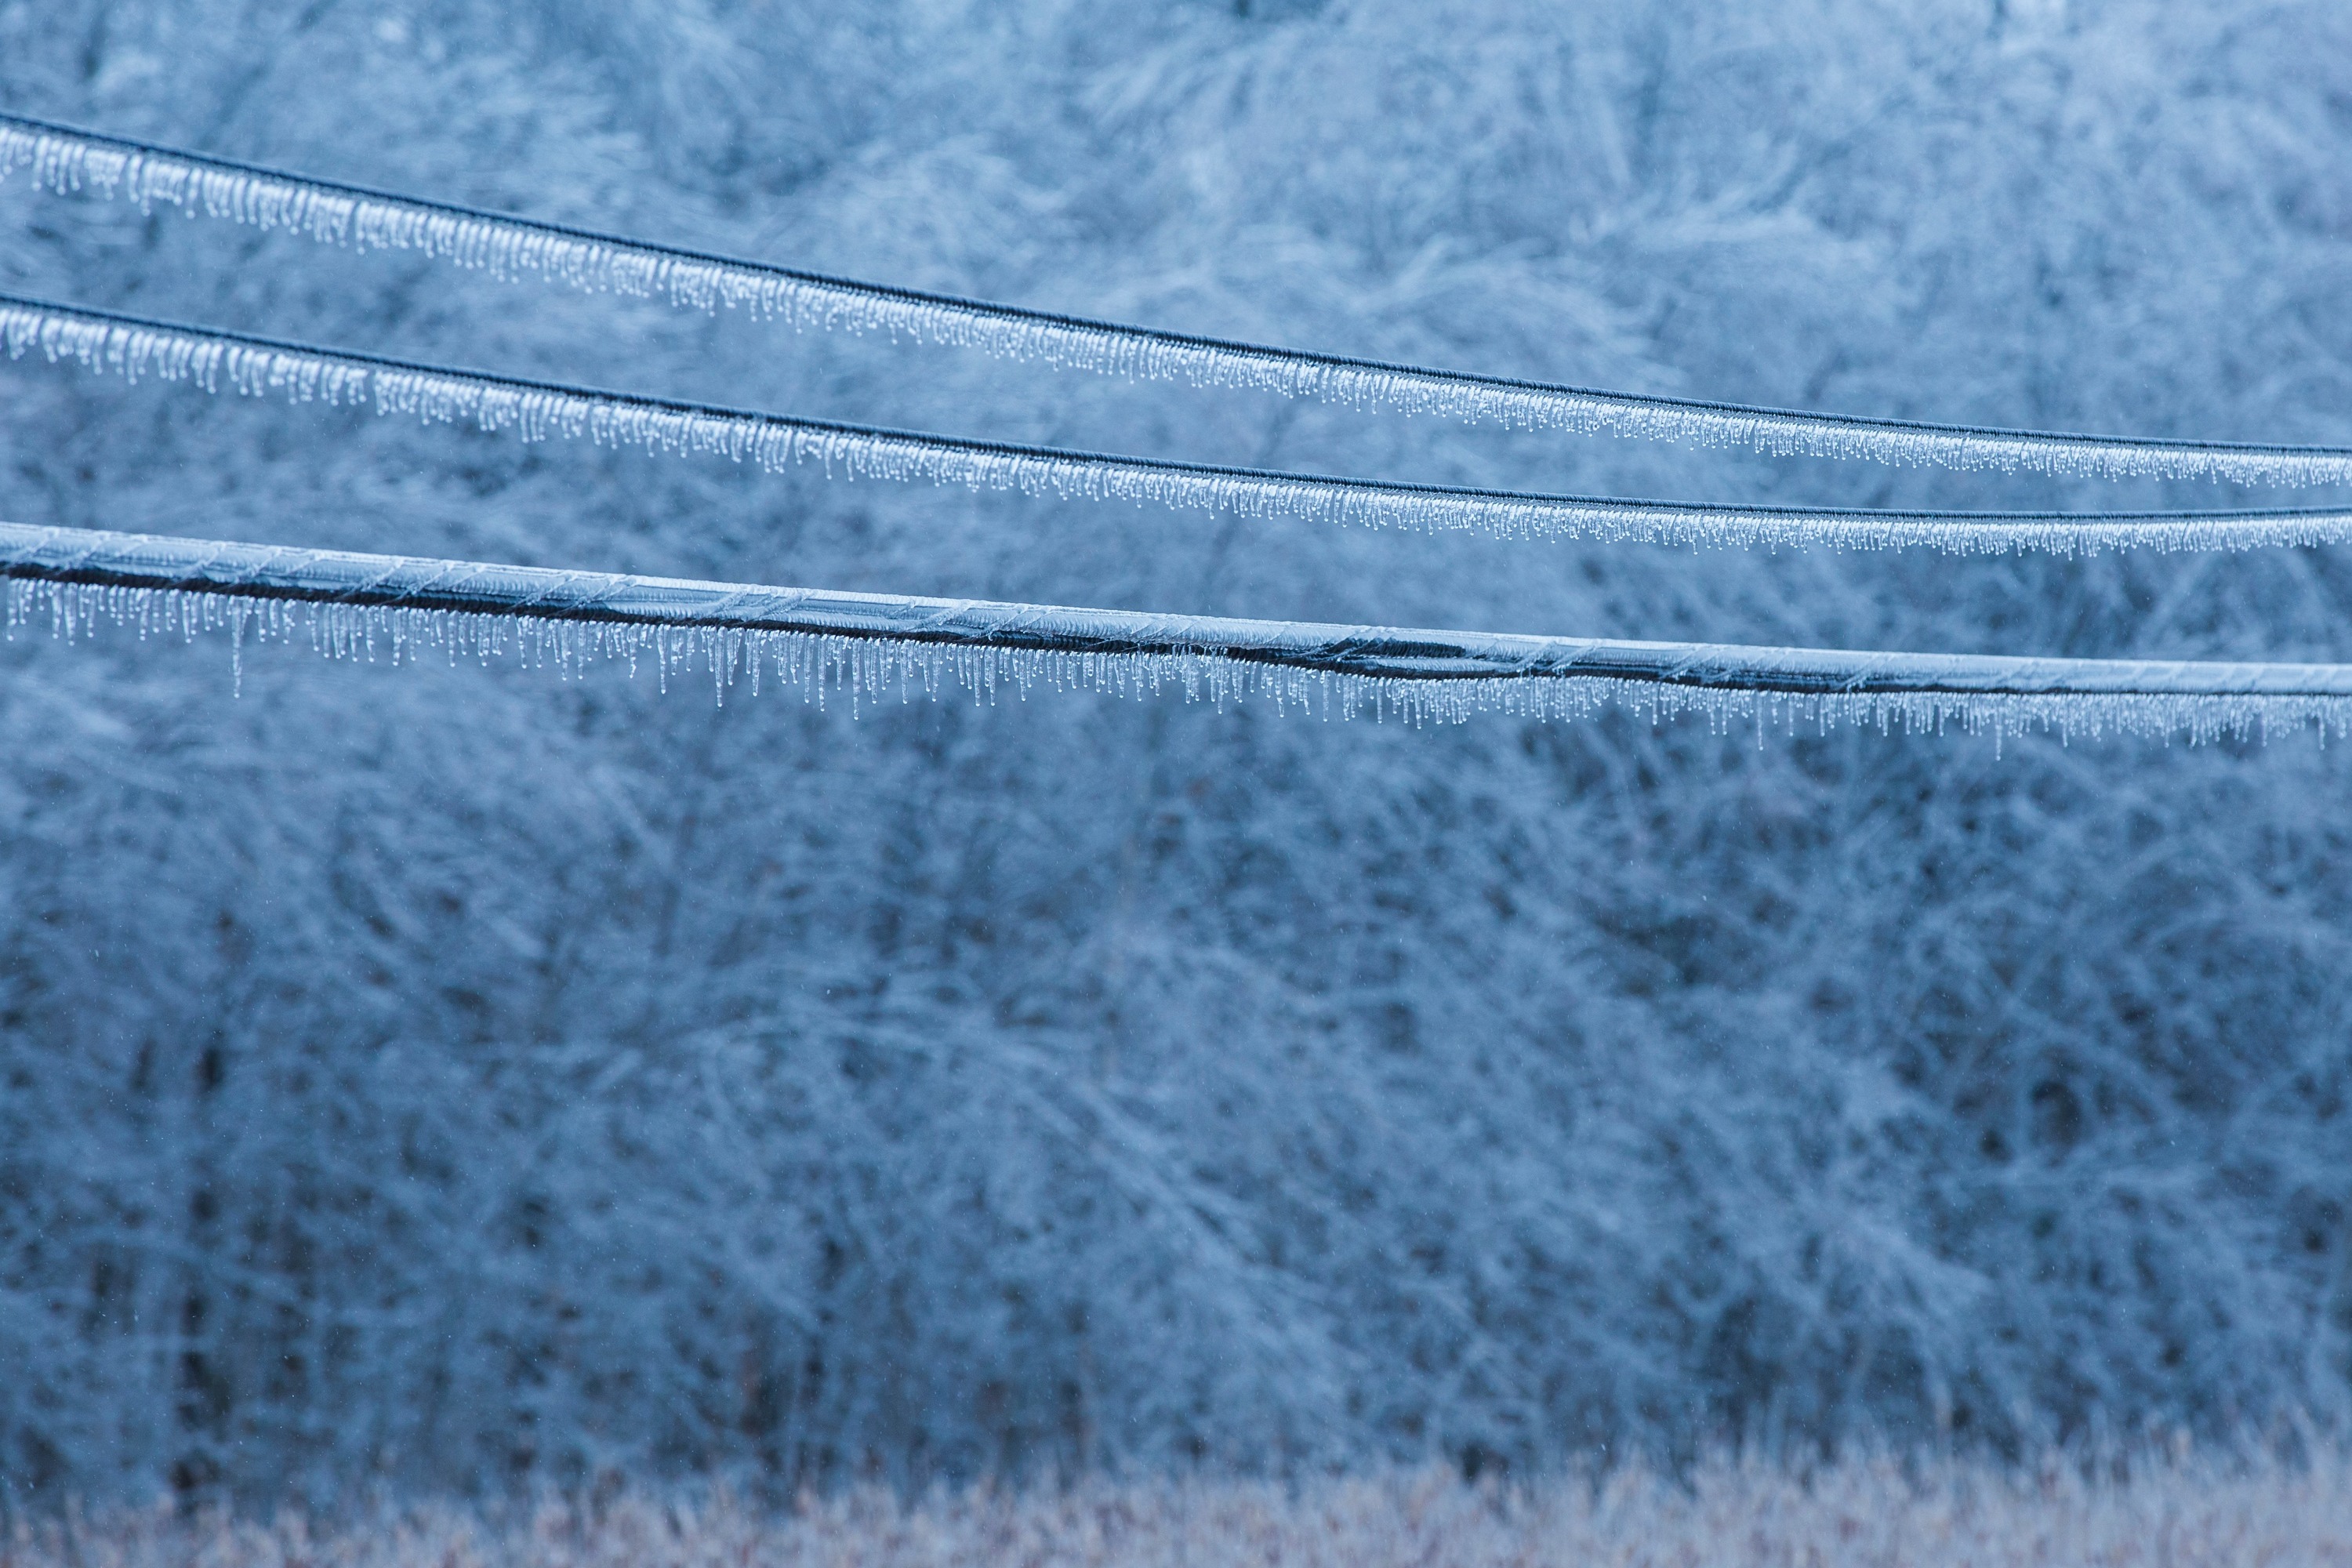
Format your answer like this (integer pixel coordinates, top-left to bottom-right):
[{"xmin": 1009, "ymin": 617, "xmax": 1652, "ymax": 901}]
[{"xmin": 9, "ymin": 1452, "xmax": 2348, "ymax": 1568}]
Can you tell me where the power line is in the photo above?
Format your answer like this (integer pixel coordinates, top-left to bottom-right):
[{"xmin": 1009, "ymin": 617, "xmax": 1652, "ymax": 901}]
[
  {"xmin": 5, "ymin": 521, "xmax": 2347, "ymax": 739},
  {"xmin": 5, "ymin": 293, "xmax": 2349, "ymax": 555},
  {"xmin": 7, "ymin": 110, "xmax": 2350, "ymax": 488}
]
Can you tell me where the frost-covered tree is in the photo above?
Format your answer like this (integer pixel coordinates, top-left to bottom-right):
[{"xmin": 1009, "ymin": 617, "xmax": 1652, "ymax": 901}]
[{"xmin": 2, "ymin": 0, "xmax": 2350, "ymax": 1506}]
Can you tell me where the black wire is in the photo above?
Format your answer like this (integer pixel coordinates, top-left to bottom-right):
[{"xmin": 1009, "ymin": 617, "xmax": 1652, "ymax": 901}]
[{"xmin": 5, "ymin": 289, "xmax": 2347, "ymax": 543}]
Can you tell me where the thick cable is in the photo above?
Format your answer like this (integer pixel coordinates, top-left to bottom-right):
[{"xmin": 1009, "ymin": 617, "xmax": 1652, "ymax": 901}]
[{"xmin": 6, "ymin": 521, "xmax": 2348, "ymax": 741}]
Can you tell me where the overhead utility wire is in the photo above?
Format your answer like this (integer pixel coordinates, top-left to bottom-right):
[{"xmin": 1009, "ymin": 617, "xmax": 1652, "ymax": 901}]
[
  {"xmin": 5, "ymin": 294, "xmax": 2349, "ymax": 556},
  {"xmin": 5, "ymin": 110, "xmax": 2350, "ymax": 489},
  {"xmin": 5, "ymin": 521, "xmax": 2346, "ymax": 740}
]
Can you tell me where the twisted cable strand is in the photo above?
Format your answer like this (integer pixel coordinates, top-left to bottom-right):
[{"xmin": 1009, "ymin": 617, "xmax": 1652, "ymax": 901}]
[{"xmin": 7, "ymin": 521, "xmax": 2350, "ymax": 741}]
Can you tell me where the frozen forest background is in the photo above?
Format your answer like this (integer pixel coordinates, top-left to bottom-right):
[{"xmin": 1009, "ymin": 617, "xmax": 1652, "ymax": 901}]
[{"xmin": 3, "ymin": 0, "xmax": 2351, "ymax": 1509}]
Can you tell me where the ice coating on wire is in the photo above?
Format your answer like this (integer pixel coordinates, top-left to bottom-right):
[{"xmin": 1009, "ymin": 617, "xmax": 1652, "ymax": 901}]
[
  {"xmin": 7, "ymin": 296, "xmax": 2352, "ymax": 557},
  {"xmin": 8, "ymin": 111, "xmax": 2352, "ymax": 488},
  {"xmin": 7, "ymin": 521, "xmax": 2352, "ymax": 743}
]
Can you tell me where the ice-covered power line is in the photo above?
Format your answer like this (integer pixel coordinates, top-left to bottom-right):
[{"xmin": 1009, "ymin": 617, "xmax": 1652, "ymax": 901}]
[
  {"xmin": 7, "ymin": 294, "xmax": 2352, "ymax": 556},
  {"xmin": 7, "ymin": 521, "xmax": 2350, "ymax": 741},
  {"xmin": 7, "ymin": 110, "xmax": 2352, "ymax": 488}
]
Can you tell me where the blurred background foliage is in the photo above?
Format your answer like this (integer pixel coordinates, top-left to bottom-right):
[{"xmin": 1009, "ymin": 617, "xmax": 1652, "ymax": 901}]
[{"xmin": 1, "ymin": 0, "xmax": 2349, "ymax": 1505}]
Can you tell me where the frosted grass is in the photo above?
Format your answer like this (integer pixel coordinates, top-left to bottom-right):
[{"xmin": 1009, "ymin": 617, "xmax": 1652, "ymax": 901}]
[
  {"xmin": 8, "ymin": 111, "xmax": 2352, "ymax": 488},
  {"xmin": 6, "ymin": 296, "xmax": 2352, "ymax": 556},
  {"xmin": 5, "ymin": 1451, "xmax": 2347, "ymax": 1568},
  {"xmin": 9, "ymin": 521, "xmax": 2352, "ymax": 743}
]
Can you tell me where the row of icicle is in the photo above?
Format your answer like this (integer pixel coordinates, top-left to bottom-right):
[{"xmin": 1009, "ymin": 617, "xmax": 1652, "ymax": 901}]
[
  {"xmin": 8, "ymin": 296, "xmax": 2352, "ymax": 557},
  {"xmin": 9, "ymin": 111, "xmax": 2352, "ymax": 486},
  {"xmin": 7, "ymin": 523, "xmax": 2352, "ymax": 742}
]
